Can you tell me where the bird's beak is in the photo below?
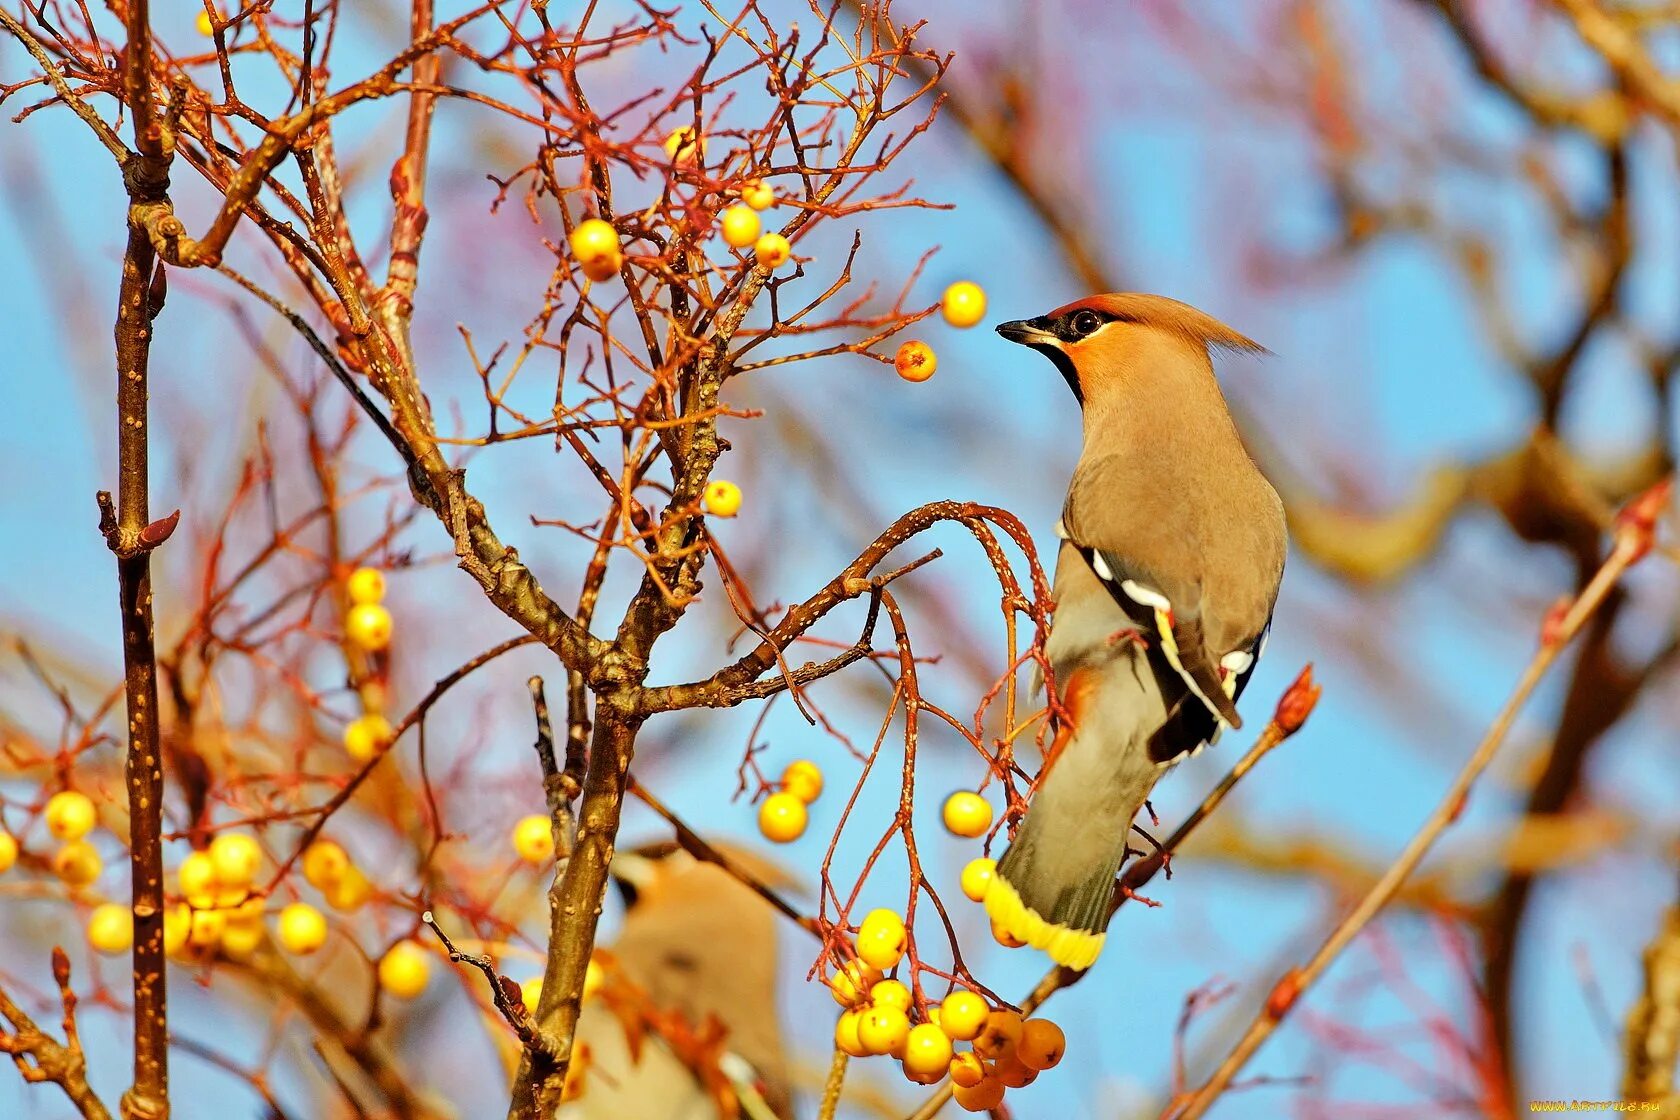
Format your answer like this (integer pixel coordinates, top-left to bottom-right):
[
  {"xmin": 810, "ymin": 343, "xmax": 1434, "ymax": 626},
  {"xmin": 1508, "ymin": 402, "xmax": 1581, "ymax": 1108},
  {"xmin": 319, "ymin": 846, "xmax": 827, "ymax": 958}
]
[{"xmin": 996, "ymin": 318, "xmax": 1061, "ymax": 348}]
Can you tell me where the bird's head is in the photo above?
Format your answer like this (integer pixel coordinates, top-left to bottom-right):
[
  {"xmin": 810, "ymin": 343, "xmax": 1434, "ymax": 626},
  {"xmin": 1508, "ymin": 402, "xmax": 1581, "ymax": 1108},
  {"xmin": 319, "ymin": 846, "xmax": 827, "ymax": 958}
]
[{"xmin": 996, "ymin": 293, "xmax": 1265, "ymax": 406}]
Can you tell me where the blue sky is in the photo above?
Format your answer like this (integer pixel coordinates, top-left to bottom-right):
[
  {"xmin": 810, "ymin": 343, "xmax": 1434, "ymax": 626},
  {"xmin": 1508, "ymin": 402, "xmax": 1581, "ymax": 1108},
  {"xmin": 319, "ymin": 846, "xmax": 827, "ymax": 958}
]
[{"xmin": 3, "ymin": 2, "xmax": 1678, "ymax": 1118}]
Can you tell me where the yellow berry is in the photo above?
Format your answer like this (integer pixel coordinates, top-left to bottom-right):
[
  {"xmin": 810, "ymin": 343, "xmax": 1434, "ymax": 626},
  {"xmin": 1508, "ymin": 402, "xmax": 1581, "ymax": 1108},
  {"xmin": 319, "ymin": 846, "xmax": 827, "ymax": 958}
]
[
  {"xmin": 857, "ymin": 1004, "xmax": 910, "ymax": 1056},
  {"xmin": 856, "ymin": 909, "xmax": 907, "ymax": 971},
  {"xmin": 901, "ymin": 1023, "xmax": 954, "ymax": 1079},
  {"xmin": 662, "ymin": 126, "xmax": 705, "ymax": 164},
  {"xmin": 277, "ymin": 902, "xmax": 329, "ymax": 955},
  {"xmin": 704, "ymin": 479, "xmax": 743, "ymax": 518},
  {"xmin": 942, "ymin": 792, "xmax": 992, "ymax": 838},
  {"xmin": 953, "ymin": 1074, "xmax": 1006, "ymax": 1112},
  {"xmin": 741, "ymin": 179, "xmax": 774, "ymax": 210},
  {"xmin": 345, "ymin": 602, "xmax": 393, "ymax": 651},
  {"xmin": 219, "ymin": 917, "xmax": 265, "ymax": 961},
  {"xmin": 569, "ymin": 218, "xmax": 619, "ymax": 264},
  {"xmin": 347, "ymin": 566, "xmax": 386, "ymax": 605},
  {"xmin": 829, "ymin": 958, "xmax": 882, "ymax": 1007},
  {"xmin": 754, "ymin": 232, "xmax": 791, "ymax": 269},
  {"xmin": 580, "ymin": 250, "xmax": 623, "ymax": 282},
  {"xmin": 343, "ymin": 713, "xmax": 394, "ymax": 762},
  {"xmin": 188, "ymin": 907, "xmax": 227, "ymax": 948},
  {"xmin": 177, "ymin": 851, "xmax": 218, "ymax": 907},
  {"xmin": 0, "ymin": 833, "xmax": 17, "ymax": 874},
  {"xmin": 720, "ymin": 205, "xmax": 762, "ymax": 249},
  {"xmin": 781, "ymin": 760, "xmax": 823, "ymax": 803},
  {"xmin": 936, "ymin": 991, "xmax": 989, "ymax": 1041},
  {"xmin": 894, "ymin": 340, "xmax": 937, "ymax": 383},
  {"xmin": 195, "ymin": 10, "xmax": 215, "ymax": 36},
  {"xmin": 941, "ymin": 281, "xmax": 987, "ymax": 328},
  {"xmin": 87, "ymin": 903, "xmax": 133, "ymax": 955},
  {"xmin": 584, "ymin": 955, "xmax": 606, "ymax": 1001},
  {"xmin": 208, "ymin": 833, "xmax": 262, "ymax": 887},
  {"xmin": 302, "ymin": 840, "xmax": 350, "ymax": 889},
  {"xmin": 959, "ymin": 857, "xmax": 995, "ymax": 903},
  {"xmin": 949, "ymin": 1050, "xmax": 986, "ymax": 1088},
  {"xmin": 323, "ymin": 865, "xmax": 372, "ymax": 912},
  {"xmin": 1017, "ymin": 1018, "xmax": 1066, "ymax": 1070},
  {"xmin": 973, "ymin": 1009, "xmax": 1024, "ymax": 1059},
  {"xmin": 163, "ymin": 904, "xmax": 192, "ymax": 958},
  {"xmin": 54, "ymin": 840, "xmax": 102, "ymax": 887},
  {"xmin": 834, "ymin": 1008, "xmax": 868, "ymax": 1057},
  {"xmin": 522, "ymin": 978, "xmax": 543, "ymax": 1015},
  {"xmin": 512, "ymin": 815, "xmax": 556, "ymax": 865},
  {"xmin": 757, "ymin": 792, "xmax": 807, "ymax": 843},
  {"xmin": 870, "ymin": 979, "xmax": 911, "ymax": 1013},
  {"xmin": 45, "ymin": 791, "xmax": 97, "ymax": 841},
  {"xmin": 378, "ymin": 940, "xmax": 431, "ymax": 999}
]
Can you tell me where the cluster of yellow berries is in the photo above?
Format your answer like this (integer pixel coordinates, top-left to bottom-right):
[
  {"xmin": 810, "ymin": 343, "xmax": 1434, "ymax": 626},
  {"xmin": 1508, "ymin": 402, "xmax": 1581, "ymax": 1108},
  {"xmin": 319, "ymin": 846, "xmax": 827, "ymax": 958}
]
[
  {"xmin": 827, "ymin": 909, "xmax": 1062, "ymax": 1107},
  {"xmin": 43, "ymin": 791, "xmax": 103, "ymax": 889},
  {"xmin": 891, "ymin": 280, "xmax": 988, "ymax": 385},
  {"xmin": 157, "ymin": 832, "xmax": 272, "ymax": 962},
  {"xmin": 757, "ymin": 759, "xmax": 824, "ymax": 844},
  {"xmin": 344, "ymin": 566, "xmax": 393, "ymax": 652},
  {"xmin": 341, "ymin": 567, "xmax": 398, "ymax": 763}
]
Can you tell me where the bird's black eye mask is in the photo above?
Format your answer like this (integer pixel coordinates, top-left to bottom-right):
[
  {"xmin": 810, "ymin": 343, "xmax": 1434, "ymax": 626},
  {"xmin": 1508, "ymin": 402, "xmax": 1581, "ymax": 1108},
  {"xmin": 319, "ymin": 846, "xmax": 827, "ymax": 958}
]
[{"xmin": 997, "ymin": 308, "xmax": 1135, "ymax": 404}]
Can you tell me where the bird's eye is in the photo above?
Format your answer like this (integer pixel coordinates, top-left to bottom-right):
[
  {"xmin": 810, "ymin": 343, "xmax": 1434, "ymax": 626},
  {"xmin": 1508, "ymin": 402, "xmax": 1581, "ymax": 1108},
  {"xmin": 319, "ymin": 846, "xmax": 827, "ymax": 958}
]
[{"xmin": 1069, "ymin": 310, "xmax": 1103, "ymax": 337}]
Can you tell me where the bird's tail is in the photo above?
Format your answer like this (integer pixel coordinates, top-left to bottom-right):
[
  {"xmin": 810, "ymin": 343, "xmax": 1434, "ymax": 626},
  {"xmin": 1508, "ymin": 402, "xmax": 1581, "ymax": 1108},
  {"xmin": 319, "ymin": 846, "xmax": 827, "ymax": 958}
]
[{"xmin": 983, "ymin": 669, "xmax": 1166, "ymax": 971}]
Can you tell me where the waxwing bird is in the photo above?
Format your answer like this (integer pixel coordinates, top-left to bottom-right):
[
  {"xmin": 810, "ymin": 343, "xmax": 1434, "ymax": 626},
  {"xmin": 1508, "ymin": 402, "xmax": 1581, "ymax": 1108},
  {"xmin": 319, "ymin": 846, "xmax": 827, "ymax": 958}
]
[
  {"xmin": 561, "ymin": 840, "xmax": 794, "ymax": 1119},
  {"xmin": 984, "ymin": 293, "xmax": 1287, "ymax": 971}
]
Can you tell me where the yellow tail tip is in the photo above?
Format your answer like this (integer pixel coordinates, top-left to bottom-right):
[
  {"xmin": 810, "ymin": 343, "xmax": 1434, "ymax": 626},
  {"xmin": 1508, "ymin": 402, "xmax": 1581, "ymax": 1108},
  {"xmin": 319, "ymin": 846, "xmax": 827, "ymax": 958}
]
[{"xmin": 982, "ymin": 875, "xmax": 1105, "ymax": 971}]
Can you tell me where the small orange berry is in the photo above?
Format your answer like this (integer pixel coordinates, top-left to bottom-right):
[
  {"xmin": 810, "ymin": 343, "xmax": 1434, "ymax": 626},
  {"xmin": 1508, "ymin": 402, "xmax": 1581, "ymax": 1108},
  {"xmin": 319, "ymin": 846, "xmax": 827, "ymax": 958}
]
[
  {"xmin": 741, "ymin": 179, "xmax": 775, "ymax": 210},
  {"xmin": 704, "ymin": 479, "xmax": 743, "ymax": 518},
  {"xmin": 894, "ymin": 340, "xmax": 937, "ymax": 382},
  {"xmin": 781, "ymin": 759, "xmax": 823, "ymax": 803},
  {"xmin": 949, "ymin": 1050, "xmax": 985, "ymax": 1088},
  {"xmin": 941, "ymin": 791, "xmax": 992, "ymax": 838},
  {"xmin": 754, "ymin": 232, "xmax": 791, "ymax": 269},
  {"xmin": 953, "ymin": 1074, "xmax": 1006, "ymax": 1112},
  {"xmin": 757, "ymin": 792, "xmax": 807, "ymax": 843},
  {"xmin": 973, "ymin": 1009, "xmax": 1024, "ymax": 1059},
  {"xmin": 992, "ymin": 1051, "xmax": 1038, "ymax": 1088},
  {"xmin": 991, "ymin": 919, "xmax": 1026, "ymax": 949},
  {"xmin": 323, "ymin": 865, "xmax": 373, "ymax": 912},
  {"xmin": 941, "ymin": 281, "xmax": 987, "ymax": 328},
  {"xmin": 1017, "ymin": 1018, "xmax": 1066, "ymax": 1070}
]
